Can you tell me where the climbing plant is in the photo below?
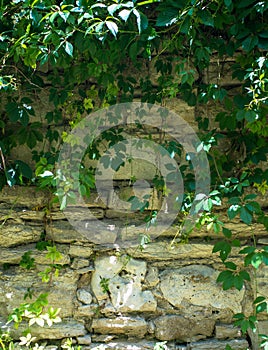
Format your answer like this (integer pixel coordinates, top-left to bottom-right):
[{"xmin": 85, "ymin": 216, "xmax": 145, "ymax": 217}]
[{"xmin": 0, "ymin": 0, "xmax": 268, "ymax": 348}]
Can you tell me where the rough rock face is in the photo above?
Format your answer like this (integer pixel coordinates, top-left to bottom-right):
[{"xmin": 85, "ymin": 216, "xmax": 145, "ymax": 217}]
[
  {"xmin": 154, "ymin": 315, "xmax": 215, "ymax": 341},
  {"xmin": 91, "ymin": 255, "xmax": 157, "ymax": 313},
  {"xmin": 0, "ymin": 181, "xmax": 264, "ymax": 350},
  {"xmin": 91, "ymin": 317, "xmax": 147, "ymax": 337},
  {"xmin": 159, "ymin": 265, "xmax": 245, "ymax": 317}
]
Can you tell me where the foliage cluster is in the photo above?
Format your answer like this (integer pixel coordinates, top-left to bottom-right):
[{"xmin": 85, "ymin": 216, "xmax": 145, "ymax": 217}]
[{"xmin": 0, "ymin": 0, "xmax": 268, "ymax": 348}]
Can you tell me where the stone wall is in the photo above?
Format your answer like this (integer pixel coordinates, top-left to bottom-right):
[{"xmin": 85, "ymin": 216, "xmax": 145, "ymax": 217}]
[
  {"xmin": 1, "ymin": 57, "xmax": 268, "ymax": 349},
  {"xmin": 0, "ymin": 185, "xmax": 268, "ymax": 350}
]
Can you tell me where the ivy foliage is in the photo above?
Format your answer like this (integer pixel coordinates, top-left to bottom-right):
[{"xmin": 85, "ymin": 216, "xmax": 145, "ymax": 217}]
[
  {"xmin": 0, "ymin": 0, "xmax": 267, "ymax": 188},
  {"xmin": 0, "ymin": 0, "xmax": 268, "ymax": 346}
]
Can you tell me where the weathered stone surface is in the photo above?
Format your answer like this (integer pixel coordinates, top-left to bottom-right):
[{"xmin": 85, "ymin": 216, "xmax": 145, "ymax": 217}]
[
  {"xmin": 74, "ymin": 304, "xmax": 99, "ymax": 318},
  {"xmin": 77, "ymin": 335, "xmax": 92, "ymax": 345},
  {"xmin": 71, "ymin": 257, "xmax": 90, "ymax": 269},
  {"xmin": 126, "ymin": 242, "xmax": 217, "ymax": 261},
  {"xmin": 91, "ymin": 255, "xmax": 156, "ymax": 313},
  {"xmin": 51, "ymin": 207, "xmax": 104, "ymax": 220},
  {"xmin": 0, "ymin": 224, "xmax": 42, "ymax": 247},
  {"xmin": 0, "ymin": 267, "xmax": 78, "ymax": 318},
  {"xmin": 85, "ymin": 340, "xmax": 173, "ymax": 349},
  {"xmin": 0, "ymin": 208, "xmax": 45, "ymax": 222},
  {"xmin": 69, "ymin": 244, "xmax": 94, "ymax": 258},
  {"xmin": 46, "ymin": 221, "xmax": 117, "ymax": 245},
  {"xmin": 77, "ymin": 289, "xmax": 93, "ymax": 304},
  {"xmin": 215, "ymin": 323, "xmax": 242, "ymax": 339},
  {"xmin": 91, "ymin": 317, "xmax": 147, "ymax": 337},
  {"xmin": 0, "ymin": 186, "xmax": 49, "ymax": 208},
  {"xmin": 145, "ymin": 266, "xmax": 159, "ymax": 287},
  {"xmin": 10, "ymin": 320, "xmax": 86, "ymax": 340},
  {"xmin": 189, "ymin": 338, "xmax": 249, "ymax": 350},
  {"xmin": 0, "ymin": 244, "xmax": 70, "ymax": 265},
  {"xmin": 257, "ymin": 266, "xmax": 268, "ymax": 302},
  {"xmin": 159, "ymin": 265, "xmax": 244, "ymax": 317},
  {"xmin": 154, "ymin": 315, "xmax": 215, "ymax": 341}
]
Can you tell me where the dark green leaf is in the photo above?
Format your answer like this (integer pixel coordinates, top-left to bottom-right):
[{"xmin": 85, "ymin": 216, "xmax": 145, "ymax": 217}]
[
  {"xmin": 242, "ymin": 35, "xmax": 259, "ymax": 52},
  {"xmin": 240, "ymin": 206, "xmax": 252, "ymax": 225},
  {"xmin": 199, "ymin": 10, "xmax": 214, "ymax": 27},
  {"xmin": 65, "ymin": 41, "xmax": 73, "ymax": 57},
  {"xmin": 227, "ymin": 205, "xmax": 240, "ymax": 220},
  {"xmin": 156, "ymin": 7, "xmax": 178, "ymax": 27},
  {"xmin": 222, "ymin": 227, "xmax": 232, "ymax": 238}
]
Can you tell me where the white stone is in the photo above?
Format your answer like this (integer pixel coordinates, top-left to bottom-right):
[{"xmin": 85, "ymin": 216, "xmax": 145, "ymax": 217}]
[{"xmin": 91, "ymin": 255, "xmax": 156, "ymax": 313}]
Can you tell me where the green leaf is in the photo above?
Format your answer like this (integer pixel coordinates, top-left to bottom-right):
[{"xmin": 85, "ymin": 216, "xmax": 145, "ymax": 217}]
[
  {"xmin": 106, "ymin": 21, "xmax": 118, "ymax": 37},
  {"xmin": 199, "ymin": 10, "xmax": 214, "ymax": 27},
  {"xmin": 65, "ymin": 41, "xmax": 73, "ymax": 57},
  {"xmin": 224, "ymin": 261, "xmax": 237, "ymax": 270},
  {"xmin": 244, "ymin": 194, "xmax": 257, "ymax": 200},
  {"xmin": 119, "ymin": 9, "xmax": 132, "ymax": 22},
  {"xmin": 244, "ymin": 110, "xmax": 257, "ymax": 122},
  {"xmin": 228, "ymin": 197, "xmax": 241, "ymax": 205},
  {"xmin": 242, "ymin": 35, "xmax": 259, "ymax": 52},
  {"xmin": 133, "ymin": 9, "xmax": 148, "ymax": 33},
  {"xmin": 245, "ymin": 201, "xmax": 261, "ymax": 214},
  {"xmin": 224, "ymin": 0, "xmax": 232, "ymax": 9},
  {"xmin": 213, "ymin": 241, "xmax": 231, "ymax": 261},
  {"xmin": 156, "ymin": 7, "xmax": 178, "ymax": 27},
  {"xmin": 15, "ymin": 160, "xmax": 33, "ymax": 179},
  {"xmin": 239, "ymin": 270, "xmax": 250, "ymax": 282},
  {"xmin": 233, "ymin": 274, "xmax": 244, "ymax": 290},
  {"xmin": 256, "ymin": 302, "xmax": 267, "ymax": 313},
  {"xmin": 222, "ymin": 227, "xmax": 232, "ymax": 238},
  {"xmin": 254, "ymin": 296, "xmax": 266, "ymax": 304},
  {"xmin": 251, "ymin": 253, "xmax": 263, "ymax": 269},
  {"xmin": 6, "ymin": 102, "xmax": 20, "ymax": 122},
  {"xmin": 227, "ymin": 205, "xmax": 240, "ymax": 220},
  {"xmin": 240, "ymin": 206, "xmax": 252, "ymax": 225}
]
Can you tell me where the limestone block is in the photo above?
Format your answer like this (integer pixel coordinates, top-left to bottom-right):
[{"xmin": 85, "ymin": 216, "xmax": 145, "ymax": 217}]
[
  {"xmin": 154, "ymin": 315, "xmax": 215, "ymax": 341},
  {"xmin": 77, "ymin": 289, "xmax": 93, "ymax": 305},
  {"xmin": 69, "ymin": 244, "xmax": 94, "ymax": 258},
  {"xmin": 259, "ymin": 320, "xmax": 268, "ymax": 336},
  {"xmin": 0, "ymin": 244, "xmax": 70, "ymax": 265},
  {"xmin": 0, "ymin": 267, "xmax": 78, "ymax": 318},
  {"xmin": 189, "ymin": 338, "xmax": 249, "ymax": 350},
  {"xmin": 74, "ymin": 304, "xmax": 99, "ymax": 318},
  {"xmin": 159, "ymin": 265, "xmax": 245, "ymax": 317},
  {"xmin": 215, "ymin": 323, "xmax": 242, "ymax": 339},
  {"xmin": 51, "ymin": 207, "xmax": 104, "ymax": 220},
  {"xmin": 145, "ymin": 266, "xmax": 159, "ymax": 288},
  {"xmin": 85, "ymin": 340, "xmax": 174, "ymax": 349},
  {"xmin": 0, "ymin": 208, "xmax": 45, "ymax": 222},
  {"xmin": 9, "ymin": 320, "xmax": 86, "ymax": 340},
  {"xmin": 77, "ymin": 335, "xmax": 92, "ymax": 345},
  {"xmin": 71, "ymin": 258, "xmax": 90, "ymax": 269},
  {"xmin": 0, "ymin": 223, "xmax": 42, "ymax": 247},
  {"xmin": 46, "ymin": 220, "xmax": 117, "ymax": 245},
  {"xmin": 91, "ymin": 316, "xmax": 147, "ymax": 337},
  {"xmin": 0, "ymin": 186, "xmax": 49, "ymax": 208},
  {"xmin": 257, "ymin": 266, "xmax": 268, "ymax": 302},
  {"xmin": 126, "ymin": 242, "xmax": 216, "ymax": 261},
  {"xmin": 91, "ymin": 255, "xmax": 156, "ymax": 313}
]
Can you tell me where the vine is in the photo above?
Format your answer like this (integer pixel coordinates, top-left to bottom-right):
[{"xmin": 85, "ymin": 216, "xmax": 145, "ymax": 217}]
[{"xmin": 0, "ymin": 0, "xmax": 268, "ymax": 348}]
